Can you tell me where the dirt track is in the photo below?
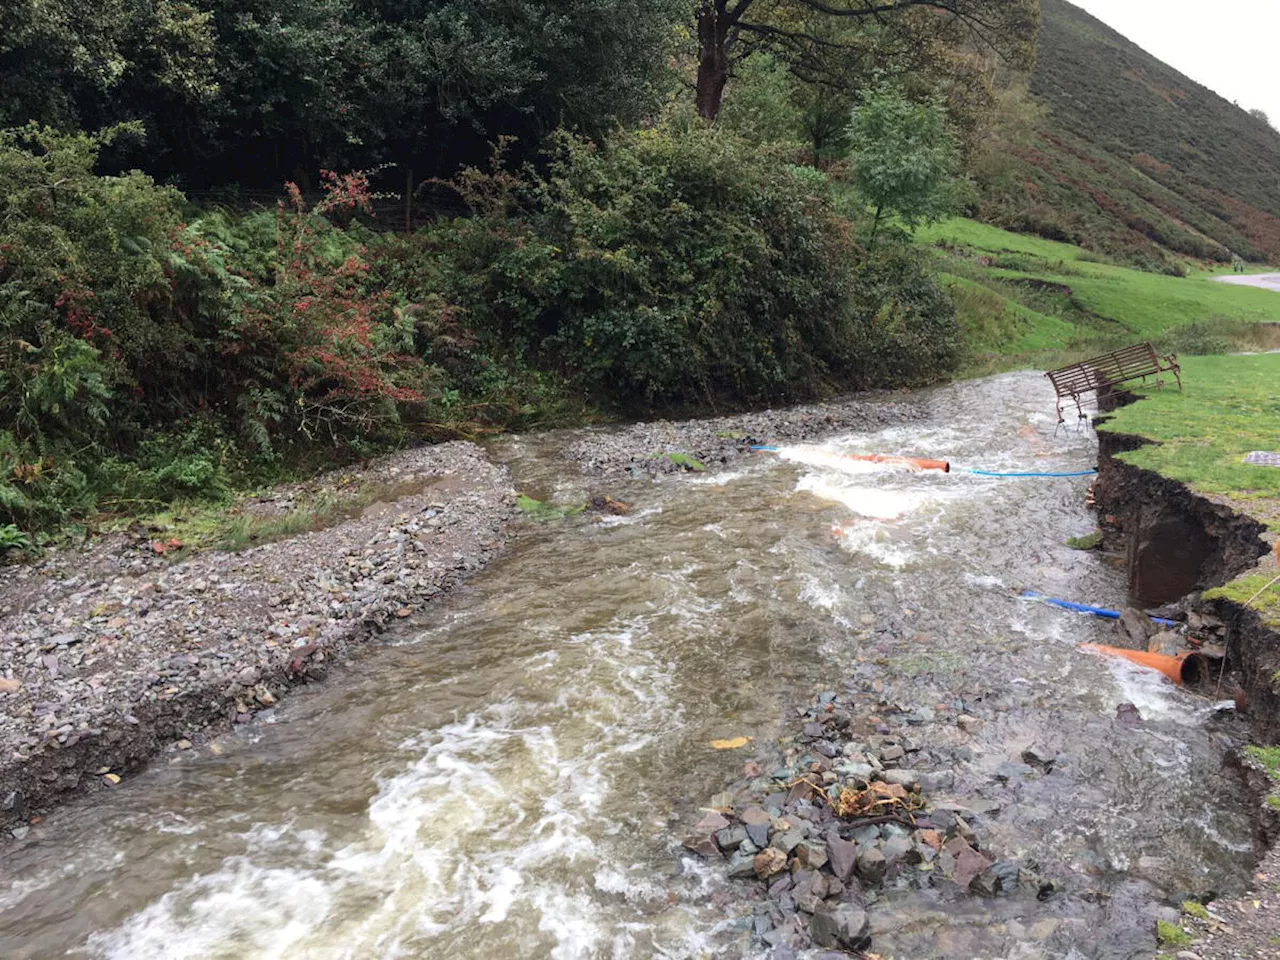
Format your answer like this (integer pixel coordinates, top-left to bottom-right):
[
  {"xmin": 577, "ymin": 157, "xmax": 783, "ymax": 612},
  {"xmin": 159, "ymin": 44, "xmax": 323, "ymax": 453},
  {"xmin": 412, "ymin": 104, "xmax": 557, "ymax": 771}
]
[{"xmin": 1214, "ymin": 272, "xmax": 1280, "ymax": 292}]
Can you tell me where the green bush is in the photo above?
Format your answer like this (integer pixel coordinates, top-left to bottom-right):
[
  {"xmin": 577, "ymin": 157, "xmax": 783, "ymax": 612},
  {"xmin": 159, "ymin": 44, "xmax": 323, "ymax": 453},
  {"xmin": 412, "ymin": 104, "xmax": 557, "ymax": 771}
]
[
  {"xmin": 0, "ymin": 126, "xmax": 437, "ymax": 533},
  {"xmin": 850, "ymin": 248, "xmax": 962, "ymax": 386},
  {"xmin": 382, "ymin": 127, "xmax": 881, "ymax": 410}
]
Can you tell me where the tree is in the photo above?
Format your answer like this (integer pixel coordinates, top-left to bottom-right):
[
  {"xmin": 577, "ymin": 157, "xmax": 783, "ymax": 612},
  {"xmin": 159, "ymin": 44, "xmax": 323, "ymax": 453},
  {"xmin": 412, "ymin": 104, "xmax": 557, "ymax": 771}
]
[
  {"xmin": 847, "ymin": 83, "xmax": 960, "ymax": 249},
  {"xmin": 692, "ymin": 0, "xmax": 1039, "ymax": 122},
  {"xmin": 1, "ymin": 0, "xmax": 687, "ymax": 188},
  {"xmin": 1249, "ymin": 108, "xmax": 1272, "ymax": 128}
]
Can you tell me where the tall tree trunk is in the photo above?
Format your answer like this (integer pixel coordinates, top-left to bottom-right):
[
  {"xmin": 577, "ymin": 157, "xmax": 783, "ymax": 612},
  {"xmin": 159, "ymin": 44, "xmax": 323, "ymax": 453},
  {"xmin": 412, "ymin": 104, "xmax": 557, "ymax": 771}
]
[{"xmin": 695, "ymin": 5, "xmax": 731, "ymax": 121}]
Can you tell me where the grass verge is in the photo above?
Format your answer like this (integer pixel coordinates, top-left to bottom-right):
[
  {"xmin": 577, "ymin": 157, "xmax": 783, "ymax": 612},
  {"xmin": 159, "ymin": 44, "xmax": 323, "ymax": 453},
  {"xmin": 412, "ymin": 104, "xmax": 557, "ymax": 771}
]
[{"xmin": 918, "ymin": 219, "xmax": 1280, "ymax": 374}]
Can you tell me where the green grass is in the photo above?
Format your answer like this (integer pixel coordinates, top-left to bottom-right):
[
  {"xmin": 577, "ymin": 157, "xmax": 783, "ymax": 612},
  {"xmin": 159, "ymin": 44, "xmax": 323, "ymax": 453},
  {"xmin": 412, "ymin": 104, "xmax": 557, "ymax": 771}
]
[
  {"xmin": 1096, "ymin": 355, "xmax": 1280, "ymax": 508},
  {"xmin": 516, "ymin": 494, "xmax": 586, "ymax": 522},
  {"xmin": 923, "ymin": 220, "xmax": 1280, "ymax": 373},
  {"xmin": 1243, "ymin": 746, "xmax": 1280, "ymax": 780},
  {"xmin": 1101, "ymin": 354, "xmax": 1280, "ymax": 622},
  {"xmin": 664, "ymin": 452, "xmax": 707, "ymax": 472},
  {"xmin": 918, "ymin": 219, "xmax": 1092, "ymax": 262},
  {"xmin": 123, "ymin": 476, "xmax": 425, "ymax": 556},
  {"xmin": 1181, "ymin": 901, "xmax": 1210, "ymax": 921},
  {"xmin": 1156, "ymin": 920, "xmax": 1192, "ymax": 948},
  {"xmin": 1067, "ymin": 532, "xmax": 1103, "ymax": 550}
]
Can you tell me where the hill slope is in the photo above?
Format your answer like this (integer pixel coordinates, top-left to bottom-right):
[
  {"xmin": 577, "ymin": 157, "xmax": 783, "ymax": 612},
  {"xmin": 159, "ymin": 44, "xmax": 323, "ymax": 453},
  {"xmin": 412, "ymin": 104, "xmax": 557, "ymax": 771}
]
[{"xmin": 976, "ymin": 0, "xmax": 1280, "ymax": 271}]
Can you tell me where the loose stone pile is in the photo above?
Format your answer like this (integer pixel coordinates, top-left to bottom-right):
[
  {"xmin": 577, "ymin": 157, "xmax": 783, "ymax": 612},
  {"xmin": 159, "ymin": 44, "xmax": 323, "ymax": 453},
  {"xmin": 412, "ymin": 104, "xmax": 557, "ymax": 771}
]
[
  {"xmin": 0, "ymin": 442, "xmax": 515, "ymax": 837},
  {"xmin": 683, "ymin": 690, "xmax": 1052, "ymax": 957},
  {"xmin": 566, "ymin": 396, "xmax": 925, "ymax": 478}
]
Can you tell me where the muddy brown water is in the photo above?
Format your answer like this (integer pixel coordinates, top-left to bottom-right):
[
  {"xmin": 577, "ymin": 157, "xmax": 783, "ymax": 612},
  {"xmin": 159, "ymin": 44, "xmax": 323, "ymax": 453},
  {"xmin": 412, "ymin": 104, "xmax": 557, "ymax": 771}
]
[{"xmin": 0, "ymin": 373, "xmax": 1255, "ymax": 958}]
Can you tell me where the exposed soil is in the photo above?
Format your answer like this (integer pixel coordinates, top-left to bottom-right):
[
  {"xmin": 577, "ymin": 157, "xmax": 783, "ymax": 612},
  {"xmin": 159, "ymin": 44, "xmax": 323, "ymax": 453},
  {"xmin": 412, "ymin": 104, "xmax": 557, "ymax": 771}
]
[
  {"xmin": 1093, "ymin": 422, "xmax": 1280, "ymax": 958},
  {"xmin": 0, "ymin": 442, "xmax": 515, "ymax": 839}
]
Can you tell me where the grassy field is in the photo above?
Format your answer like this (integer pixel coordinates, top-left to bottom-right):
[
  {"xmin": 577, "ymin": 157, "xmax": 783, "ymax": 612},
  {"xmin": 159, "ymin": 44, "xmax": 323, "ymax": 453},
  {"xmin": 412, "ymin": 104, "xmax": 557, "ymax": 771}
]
[
  {"xmin": 919, "ymin": 219, "xmax": 1280, "ymax": 374},
  {"xmin": 1097, "ymin": 354, "xmax": 1280, "ymax": 620}
]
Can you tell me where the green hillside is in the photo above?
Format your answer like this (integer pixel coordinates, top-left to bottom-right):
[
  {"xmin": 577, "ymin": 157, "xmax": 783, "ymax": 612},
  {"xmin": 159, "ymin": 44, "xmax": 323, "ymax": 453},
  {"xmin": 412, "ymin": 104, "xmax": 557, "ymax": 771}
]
[
  {"xmin": 920, "ymin": 218, "xmax": 1280, "ymax": 373},
  {"xmin": 976, "ymin": 0, "xmax": 1280, "ymax": 271}
]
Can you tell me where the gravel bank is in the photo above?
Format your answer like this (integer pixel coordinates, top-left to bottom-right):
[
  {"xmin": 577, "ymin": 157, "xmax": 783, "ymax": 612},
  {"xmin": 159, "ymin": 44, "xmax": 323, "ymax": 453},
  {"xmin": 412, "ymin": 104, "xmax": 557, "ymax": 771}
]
[
  {"xmin": 0, "ymin": 442, "xmax": 514, "ymax": 837},
  {"xmin": 566, "ymin": 395, "xmax": 925, "ymax": 478}
]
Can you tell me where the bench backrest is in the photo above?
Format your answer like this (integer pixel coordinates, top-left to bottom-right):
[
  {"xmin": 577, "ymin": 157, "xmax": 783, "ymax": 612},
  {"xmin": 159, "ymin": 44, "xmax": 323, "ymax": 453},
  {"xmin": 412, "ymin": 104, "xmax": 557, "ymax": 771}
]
[{"xmin": 1046, "ymin": 342, "xmax": 1163, "ymax": 398}]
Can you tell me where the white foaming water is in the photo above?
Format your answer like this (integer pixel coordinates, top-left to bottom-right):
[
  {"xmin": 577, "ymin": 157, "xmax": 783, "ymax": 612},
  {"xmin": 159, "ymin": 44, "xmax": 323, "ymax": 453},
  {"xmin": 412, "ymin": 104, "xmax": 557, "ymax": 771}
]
[
  {"xmin": 775, "ymin": 445, "xmax": 888, "ymax": 476},
  {"xmin": 795, "ymin": 475, "xmax": 923, "ymax": 520},
  {"xmin": 1088, "ymin": 649, "xmax": 1193, "ymax": 723},
  {"xmin": 690, "ymin": 467, "xmax": 753, "ymax": 486},
  {"xmin": 85, "ymin": 602, "xmax": 699, "ymax": 959},
  {"xmin": 88, "ymin": 861, "xmax": 336, "ymax": 959},
  {"xmin": 831, "ymin": 522, "xmax": 916, "ymax": 570}
]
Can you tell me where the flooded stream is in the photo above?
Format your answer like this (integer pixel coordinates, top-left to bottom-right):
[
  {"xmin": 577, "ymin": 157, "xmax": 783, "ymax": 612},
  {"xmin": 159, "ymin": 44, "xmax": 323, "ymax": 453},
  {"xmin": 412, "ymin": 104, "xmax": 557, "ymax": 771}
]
[{"xmin": 0, "ymin": 372, "xmax": 1255, "ymax": 959}]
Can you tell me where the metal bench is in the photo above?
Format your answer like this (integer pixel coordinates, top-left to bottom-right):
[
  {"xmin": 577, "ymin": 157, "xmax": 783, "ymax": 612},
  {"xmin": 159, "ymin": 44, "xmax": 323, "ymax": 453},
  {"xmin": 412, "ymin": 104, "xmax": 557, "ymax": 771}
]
[{"xmin": 1046, "ymin": 342, "xmax": 1181, "ymax": 425}]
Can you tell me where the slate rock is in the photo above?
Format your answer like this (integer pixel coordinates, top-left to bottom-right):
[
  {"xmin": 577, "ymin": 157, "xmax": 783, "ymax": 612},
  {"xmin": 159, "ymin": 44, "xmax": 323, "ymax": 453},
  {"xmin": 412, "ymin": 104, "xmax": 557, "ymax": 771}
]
[
  {"xmin": 809, "ymin": 903, "xmax": 871, "ymax": 951},
  {"xmin": 826, "ymin": 835, "xmax": 858, "ymax": 883},
  {"xmin": 1021, "ymin": 745, "xmax": 1055, "ymax": 770},
  {"xmin": 728, "ymin": 850, "xmax": 758, "ymax": 878},
  {"xmin": 716, "ymin": 825, "xmax": 748, "ymax": 851},
  {"xmin": 857, "ymin": 847, "xmax": 887, "ymax": 885},
  {"xmin": 754, "ymin": 847, "xmax": 789, "ymax": 879},
  {"xmin": 793, "ymin": 840, "xmax": 829, "ymax": 871}
]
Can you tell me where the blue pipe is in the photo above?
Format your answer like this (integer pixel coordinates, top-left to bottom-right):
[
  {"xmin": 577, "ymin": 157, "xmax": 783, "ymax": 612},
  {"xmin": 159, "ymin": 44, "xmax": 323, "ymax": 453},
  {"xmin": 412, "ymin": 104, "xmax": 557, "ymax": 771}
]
[
  {"xmin": 1021, "ymin": 591, "xmax": 1178, "ymax": 628},
  {"xmin": 969, "ymin": 469, "xmax": 1097, "ymax": 478}
]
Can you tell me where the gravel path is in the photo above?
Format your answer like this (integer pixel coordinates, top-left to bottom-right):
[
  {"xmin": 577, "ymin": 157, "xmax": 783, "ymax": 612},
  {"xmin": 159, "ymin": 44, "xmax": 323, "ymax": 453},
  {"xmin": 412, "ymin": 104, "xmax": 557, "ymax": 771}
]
[
  {"xmin": 0, "ymin": 442, "xmax": 514, "ymax": 838},
  {"xmin": 1214, "ymin": 273, "xmax": 1280, "ymax": 292},
  {"xmin": 566, "ymin": 394, "xmax": 925, "ymax": 478}
]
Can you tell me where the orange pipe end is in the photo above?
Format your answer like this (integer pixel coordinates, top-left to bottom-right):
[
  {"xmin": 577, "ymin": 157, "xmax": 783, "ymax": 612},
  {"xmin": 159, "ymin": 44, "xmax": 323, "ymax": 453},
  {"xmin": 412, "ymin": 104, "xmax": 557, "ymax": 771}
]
[
  {"xmin": 843, "ymin": 453, "xmax": 951, "ymax": 473},
  {"xmin": 1080, "ymin": 643, "xmax": 1211, "ymax": 686}
]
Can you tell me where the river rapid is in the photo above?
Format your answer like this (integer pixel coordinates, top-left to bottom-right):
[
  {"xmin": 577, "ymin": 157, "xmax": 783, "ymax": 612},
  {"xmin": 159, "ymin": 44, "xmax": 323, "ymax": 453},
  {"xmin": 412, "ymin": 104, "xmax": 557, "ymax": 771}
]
[{"xmin": 0, "ymin": 372, "xmax": 1255, "ymax": 959}]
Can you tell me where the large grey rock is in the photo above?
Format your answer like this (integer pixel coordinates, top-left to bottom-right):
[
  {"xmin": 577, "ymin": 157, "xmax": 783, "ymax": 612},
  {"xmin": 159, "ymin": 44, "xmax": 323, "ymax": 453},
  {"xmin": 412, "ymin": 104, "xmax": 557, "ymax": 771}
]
[
  {"xmin": 826, "ymin": 835, "xmax": 858, "ymax": 883},
  {"xmin": 857, "ymin": 847, "xmax": 887, "ymax": 885},
  {"xmin": 809, "ymin": 903, "xmax": 871, "ymax": 951},
  {"xmin": 793, "ymin": 840, "xmax": 828, "ymax": 871},
  {"xmin": 1119, "ymin": 607, "xmax": 1154, "ymax": 645},
  {"xmin": 879, "ymin": 768, "xmax": 919, "ymax": 789},
  {"xmin": 742, "ymin": 807, "xmax": 772, "ymax": 848},
  {"xmin": 727, "ymin": 850, "xmax": 757, "ymax": 878}
]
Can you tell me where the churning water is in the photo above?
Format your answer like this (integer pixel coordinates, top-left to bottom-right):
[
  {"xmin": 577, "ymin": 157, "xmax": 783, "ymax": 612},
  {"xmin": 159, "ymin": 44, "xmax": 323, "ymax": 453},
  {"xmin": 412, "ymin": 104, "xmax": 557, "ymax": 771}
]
[{"xmin": 0, "ymin": 373, "xmax": 1254, "ymax": 959}]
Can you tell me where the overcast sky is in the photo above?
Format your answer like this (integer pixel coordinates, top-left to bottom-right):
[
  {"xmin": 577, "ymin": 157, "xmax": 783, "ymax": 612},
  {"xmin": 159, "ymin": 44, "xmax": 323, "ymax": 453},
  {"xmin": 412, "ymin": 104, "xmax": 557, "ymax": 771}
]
[{"xmin": 1071, "ymin": 0, "xmax": 1280, "ymax": 124}]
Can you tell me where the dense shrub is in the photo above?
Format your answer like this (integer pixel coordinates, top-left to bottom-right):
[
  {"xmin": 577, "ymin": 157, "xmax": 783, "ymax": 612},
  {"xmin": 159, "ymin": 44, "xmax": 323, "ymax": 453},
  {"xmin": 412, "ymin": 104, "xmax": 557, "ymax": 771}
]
[
  {"xmin": 538, "ymin": 128, "xmax": 869, "ymax": 406},
  {"xmin": 379, "ymin": 126, "xmax": 951, "ymax": 411},
  {"xmin": 850, "ymin": 248, "xmax": 961, "ymax": 386},
  {"xmin": 0, "ymin": 125, "xmax": 437, "ymax": 531}
]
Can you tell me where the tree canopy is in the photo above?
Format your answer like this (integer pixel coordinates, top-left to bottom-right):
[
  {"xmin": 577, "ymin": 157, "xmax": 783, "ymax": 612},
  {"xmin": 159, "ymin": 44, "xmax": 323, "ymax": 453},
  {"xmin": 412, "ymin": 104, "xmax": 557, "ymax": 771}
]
[
  {"xmin": 0, "ymin": 0, "xmax": 686, "ymax": 187},
  {"xmin": 693, "ymin": 0, "xmax": 1040, "ymax": 122}
]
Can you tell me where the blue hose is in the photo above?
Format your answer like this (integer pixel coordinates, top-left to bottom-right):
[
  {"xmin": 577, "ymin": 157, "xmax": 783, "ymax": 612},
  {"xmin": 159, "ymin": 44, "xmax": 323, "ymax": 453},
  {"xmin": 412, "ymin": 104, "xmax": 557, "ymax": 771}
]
[
  {"xmin": 1021, "ymin": 591, "xmax": 1178, "ymax": 627},
  {"xmin": 969, "ymin": 469, "xmax": 1097, "ymax": 478}
]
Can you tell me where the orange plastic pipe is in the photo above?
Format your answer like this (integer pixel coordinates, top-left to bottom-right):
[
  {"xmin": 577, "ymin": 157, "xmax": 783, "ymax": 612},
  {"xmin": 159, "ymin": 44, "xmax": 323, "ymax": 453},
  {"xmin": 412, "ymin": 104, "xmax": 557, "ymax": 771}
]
[
  {"xmin": 842, "ymin": 453, "xmax": 951, "ymax": 473},
  {"xmin": 1080, "ymin": 643, "xmax": 1211, "ymax": 686}
]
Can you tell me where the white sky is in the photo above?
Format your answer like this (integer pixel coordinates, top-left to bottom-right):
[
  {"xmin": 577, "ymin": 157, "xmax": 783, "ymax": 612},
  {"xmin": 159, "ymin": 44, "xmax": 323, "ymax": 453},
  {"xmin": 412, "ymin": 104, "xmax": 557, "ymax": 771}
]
[{"xmin": 1070, "ymin": 0, "xmax": 1280, "ymax": 124}]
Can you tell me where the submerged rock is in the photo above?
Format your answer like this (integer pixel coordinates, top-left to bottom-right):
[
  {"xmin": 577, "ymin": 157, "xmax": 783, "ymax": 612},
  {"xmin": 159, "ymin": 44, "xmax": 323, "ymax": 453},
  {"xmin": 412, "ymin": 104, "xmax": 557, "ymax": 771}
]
[{"xmin": 809, "ymin": 903, "xmax": 870, "ymax": 951}]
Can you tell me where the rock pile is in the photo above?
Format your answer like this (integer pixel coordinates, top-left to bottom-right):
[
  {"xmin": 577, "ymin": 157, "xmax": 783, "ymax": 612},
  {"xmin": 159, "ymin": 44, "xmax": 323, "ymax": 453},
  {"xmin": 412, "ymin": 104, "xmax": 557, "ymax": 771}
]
[
  {"xmin": 0, "ymin": 442, "xmax": 515, "ymax": 837},
  {"xmin": 566, "ymin": 396, "xmax": 924, "ymax": 479},
  {"xmin": 683, "ymin": 690, "xmax": 1051, "ymax": 956}
]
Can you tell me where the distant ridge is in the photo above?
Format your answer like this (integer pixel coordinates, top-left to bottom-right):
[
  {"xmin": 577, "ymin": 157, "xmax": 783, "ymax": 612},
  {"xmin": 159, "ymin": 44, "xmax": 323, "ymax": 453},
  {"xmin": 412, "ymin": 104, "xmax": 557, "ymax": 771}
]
[{"xmin": 977, "ymin": 0, "xmax": 1280, "ymax": 270}]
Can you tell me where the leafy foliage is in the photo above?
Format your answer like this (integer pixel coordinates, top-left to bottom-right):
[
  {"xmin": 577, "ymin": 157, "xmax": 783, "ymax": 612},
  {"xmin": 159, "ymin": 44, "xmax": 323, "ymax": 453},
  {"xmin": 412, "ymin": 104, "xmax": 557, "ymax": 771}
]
[
  {"xmin": 1, "ymin": 0, "xmax": 687, "ymax": 188},
  {"xmin": 847, "ymin": 83, "xmax": 962, "ymax": 246},
  {"xmin": 378, "ymin": 124, "xmax": 961, "ymax": 412},
  {"xmin": 0, "ymin": 126, "xmax": 441, "ymax": 532}
]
